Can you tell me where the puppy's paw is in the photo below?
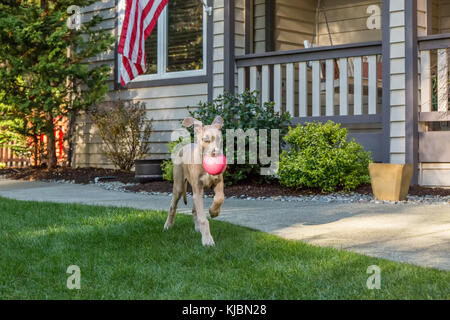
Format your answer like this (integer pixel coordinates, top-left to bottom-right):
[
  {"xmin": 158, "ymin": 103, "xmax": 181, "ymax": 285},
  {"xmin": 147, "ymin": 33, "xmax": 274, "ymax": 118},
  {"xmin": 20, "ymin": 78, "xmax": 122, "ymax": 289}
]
[
  {"xmin": 209, "ymin": 207, "xmax": 220, "ymax": 218},
  {"xmin": 201, "ymin": 235, "xmax": 215, "ymax": 247},
  {"xmin": 163, "ymin": 221, "xmax": 173, "ymax": 230}
]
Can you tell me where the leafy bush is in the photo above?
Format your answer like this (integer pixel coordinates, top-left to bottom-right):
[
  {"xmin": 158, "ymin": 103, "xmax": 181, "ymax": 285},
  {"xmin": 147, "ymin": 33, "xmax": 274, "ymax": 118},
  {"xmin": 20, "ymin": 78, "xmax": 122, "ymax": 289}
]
[
  {"xmin": 91, "ymin": 101, "xmax": 152, "ymax": 171},
  {"xmin": 161, "ymin": 138, "xmax": 187, "ymax": 182},
  {"xmin": 278, "ymin": 121, "xmax": 372, "ymax": 192},
  {"xmin": 188, "ymin": 91, "xmax": 291, "ymax": 184}
]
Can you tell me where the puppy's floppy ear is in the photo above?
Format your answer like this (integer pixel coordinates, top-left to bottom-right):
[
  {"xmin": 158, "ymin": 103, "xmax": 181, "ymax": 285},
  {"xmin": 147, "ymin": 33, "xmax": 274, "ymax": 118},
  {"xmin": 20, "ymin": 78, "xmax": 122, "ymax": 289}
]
[
  {"xmin": 182, "ymin": 117, "xmax": 202, "ymax": 134},
  {"xmin": 182, "ymin": 117, "xmax": 203, "ymax": 128},
  {"xmin": 212, "ymin": 116, "xmax": 224, "ymax": 129}
]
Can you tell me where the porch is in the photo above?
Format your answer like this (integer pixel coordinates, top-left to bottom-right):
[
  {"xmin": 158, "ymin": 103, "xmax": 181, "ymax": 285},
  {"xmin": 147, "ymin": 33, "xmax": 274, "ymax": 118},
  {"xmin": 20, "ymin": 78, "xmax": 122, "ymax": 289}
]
[{"xmin": 230, "ymin": 0, "xmax": 450, "ymax": 186}]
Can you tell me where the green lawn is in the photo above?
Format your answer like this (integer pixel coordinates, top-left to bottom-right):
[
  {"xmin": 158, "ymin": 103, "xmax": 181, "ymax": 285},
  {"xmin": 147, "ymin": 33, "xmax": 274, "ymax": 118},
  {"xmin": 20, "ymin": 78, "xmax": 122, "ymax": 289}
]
[{"xmin": 0, "ymin": 196, "xmax": 448, "ymax": 299}]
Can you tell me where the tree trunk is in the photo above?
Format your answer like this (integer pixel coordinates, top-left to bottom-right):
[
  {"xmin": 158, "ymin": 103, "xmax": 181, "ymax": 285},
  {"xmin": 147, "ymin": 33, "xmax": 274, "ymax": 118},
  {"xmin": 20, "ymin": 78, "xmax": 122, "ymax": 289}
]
[
  {"xmin": 46, "ymin": 128, "xmax": 57, "ymax": 169},
  {"xmin": 45, "ymin": 112, "xmax": 57, "ymax": 169}
]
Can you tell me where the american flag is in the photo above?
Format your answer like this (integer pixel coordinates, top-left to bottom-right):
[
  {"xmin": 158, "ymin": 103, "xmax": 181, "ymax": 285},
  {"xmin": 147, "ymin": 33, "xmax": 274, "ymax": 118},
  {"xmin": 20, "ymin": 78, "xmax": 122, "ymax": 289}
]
[{"xmin": 118, "ymin": 0, "xmax": 169, "ymax": 86}]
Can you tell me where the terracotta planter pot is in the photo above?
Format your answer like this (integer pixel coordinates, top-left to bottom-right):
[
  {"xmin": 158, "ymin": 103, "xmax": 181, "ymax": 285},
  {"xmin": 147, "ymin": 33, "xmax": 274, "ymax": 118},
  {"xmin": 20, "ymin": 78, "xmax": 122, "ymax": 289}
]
[
  {"xmin": 134, "ymin": 159, "xmax": 163, "ymax": 183},
  {"xmin": 369, "ymin": 163, "xmax": 413, "ymax": 201}
]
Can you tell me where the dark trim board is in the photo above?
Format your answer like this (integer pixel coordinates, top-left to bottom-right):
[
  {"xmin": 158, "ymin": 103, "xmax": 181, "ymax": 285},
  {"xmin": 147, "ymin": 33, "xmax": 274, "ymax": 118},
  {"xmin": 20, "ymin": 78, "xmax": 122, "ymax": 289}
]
[
  {"xmin": 291, "ymin": 115, "xmax": 382, "ymax": 126},
  {"xmin": 418, "ymin": 33, "xmax": 450, "ymax": 50},
  {"xmin": 265, "ymin": 0, "xmax": 275, "ymax": 52},
  {"xmin": 235, "ymin": 41, "xmax": 382, "ymax": 67},
  {"xmin": 381, "ymin": 0, "xmax": 391, "ymax": 163},
  {"xmin": 405, "ymin": 0, "xmax": 419, "ymax": 184},
  {"xmin": 224, "ymin": 0, "xmax": 235, "ymax": 93},
  {"xmin": 123, "ymin": 75, "xmax": 208, "ymax": 89},
  {"xmin": 207, "ymin": 0, "xmax": 214, "ymax": 101}
]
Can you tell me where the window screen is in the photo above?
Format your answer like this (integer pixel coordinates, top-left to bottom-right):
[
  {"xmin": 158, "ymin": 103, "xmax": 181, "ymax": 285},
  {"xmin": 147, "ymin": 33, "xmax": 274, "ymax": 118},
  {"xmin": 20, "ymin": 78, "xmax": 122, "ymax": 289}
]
[
  {"xmin": 166, "ymin": 0, "xmax": 203, "ymax": 72},
  {"xmin": 144, "ymin": 24, "xmax": 157, "ymax": 75}
]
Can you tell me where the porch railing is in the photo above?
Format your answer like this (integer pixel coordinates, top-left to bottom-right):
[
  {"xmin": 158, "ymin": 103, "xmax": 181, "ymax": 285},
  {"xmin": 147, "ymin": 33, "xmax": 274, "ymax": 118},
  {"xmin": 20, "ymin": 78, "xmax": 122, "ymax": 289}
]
[
  {"xmin": 235, "ymin": 41, "xmax": 383, "ymax": 124},
  {"xmin": 418, "ymin": 33, "xmax": 450, "ymax": 164},
  {"xmin": 235, "ymin": 41, "xmax": 385, "ymax": 161}
]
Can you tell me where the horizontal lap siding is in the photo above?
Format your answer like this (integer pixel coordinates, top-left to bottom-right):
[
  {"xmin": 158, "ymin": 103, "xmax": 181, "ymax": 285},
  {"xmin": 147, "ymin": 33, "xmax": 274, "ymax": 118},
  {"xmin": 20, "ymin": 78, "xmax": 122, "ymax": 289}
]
[
  {"xmin": 74, "ymin": 0, "xmax": 208, "ymax": 168},
  {"xmin": 316, "ymin": 0, "xmax": 382, "ymax": 46},
  {"xmin": 439, "ymin": 0, "xmax": 450, "ymax": 33},
  {"xmin": 254, "ymin": 0, "xmax": 266, "ymax": 53},
  {"xmin": 275, "ymin": 0, "xmax": 316, "ymax": 51}
]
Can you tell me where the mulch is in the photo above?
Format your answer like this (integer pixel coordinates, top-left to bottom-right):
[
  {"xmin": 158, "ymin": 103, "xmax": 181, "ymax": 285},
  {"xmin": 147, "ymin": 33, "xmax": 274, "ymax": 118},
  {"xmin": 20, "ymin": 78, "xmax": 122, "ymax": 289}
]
[
  {"xmin": 0, "ymin": 167, "xmax": 135, "ymax": 184},
  {"xmin": 1, "ymin": 167, "xmax": 450, "ymax": 197}
]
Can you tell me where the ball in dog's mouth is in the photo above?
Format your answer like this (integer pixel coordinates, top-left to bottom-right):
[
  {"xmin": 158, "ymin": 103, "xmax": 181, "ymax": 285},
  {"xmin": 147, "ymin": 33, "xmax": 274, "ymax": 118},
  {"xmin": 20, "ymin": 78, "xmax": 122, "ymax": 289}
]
[{"xmin": 203, "ymin": 155, "xmax": 227, "ymax": 175}]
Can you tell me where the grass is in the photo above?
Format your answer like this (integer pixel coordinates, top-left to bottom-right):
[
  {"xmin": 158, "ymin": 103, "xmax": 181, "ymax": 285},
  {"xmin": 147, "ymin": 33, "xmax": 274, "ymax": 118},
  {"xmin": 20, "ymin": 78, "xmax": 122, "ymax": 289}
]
[{"xmin": 0, "ymin": 196, "xmax": 449, "ymax": 299}]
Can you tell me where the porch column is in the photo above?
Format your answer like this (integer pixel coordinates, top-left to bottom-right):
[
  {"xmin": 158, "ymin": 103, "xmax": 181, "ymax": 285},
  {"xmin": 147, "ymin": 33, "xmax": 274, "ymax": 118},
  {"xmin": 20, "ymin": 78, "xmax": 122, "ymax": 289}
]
[
  {"xmin": 212, "ymin": 0, "xmax": 245, "ymax": 98},
  {"xmin": 388, "ymin": 0, "xmax": 421, "ymax": 184}
]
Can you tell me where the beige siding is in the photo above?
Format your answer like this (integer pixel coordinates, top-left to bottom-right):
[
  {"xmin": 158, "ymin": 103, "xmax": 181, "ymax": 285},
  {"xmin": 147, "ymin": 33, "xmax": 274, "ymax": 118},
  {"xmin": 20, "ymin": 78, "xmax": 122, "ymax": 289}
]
[
  {"xmin": 439, "ymin": 0, "xmax": 450, "ymax": 33},
  {"xmin": 272, "ymin": 0, "xmax": 382, "ymax": 51},
  {"xmin": 254, "ymin": 0, "xmax": 266, "ymax": 53},
  {"xmin": 74, "ymin": 1, "xmax": 209, "ymax": 168},
  {"xmin": 275, "ymin": 0, "xmax": 317, "ymax": 51},
  {"xmin": 316, "ymin": 0, "xmax": 382, "ymax": 46}
]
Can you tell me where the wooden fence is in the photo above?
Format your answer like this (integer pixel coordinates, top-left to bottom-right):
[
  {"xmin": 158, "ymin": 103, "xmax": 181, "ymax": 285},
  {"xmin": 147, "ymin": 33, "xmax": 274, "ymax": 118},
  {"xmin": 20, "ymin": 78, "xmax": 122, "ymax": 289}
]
[{"xmin": 0, "ymin": 142, "xmax": 30, "ymax": 168}]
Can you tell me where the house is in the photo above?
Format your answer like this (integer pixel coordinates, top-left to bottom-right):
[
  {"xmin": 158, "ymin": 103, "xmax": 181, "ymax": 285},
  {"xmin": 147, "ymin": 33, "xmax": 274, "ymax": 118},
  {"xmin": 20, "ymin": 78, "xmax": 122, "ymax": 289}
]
[{"xmin": 74, "ymin": 0, "xmax": 450, "ymax": 187}]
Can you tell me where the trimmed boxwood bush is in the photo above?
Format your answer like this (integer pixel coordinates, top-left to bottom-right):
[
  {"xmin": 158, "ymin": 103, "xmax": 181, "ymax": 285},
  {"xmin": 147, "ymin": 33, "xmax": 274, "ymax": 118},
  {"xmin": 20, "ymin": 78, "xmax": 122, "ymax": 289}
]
[{"xmin": 278, "ymin": 121, "xmax": 372, "ymax": 192}]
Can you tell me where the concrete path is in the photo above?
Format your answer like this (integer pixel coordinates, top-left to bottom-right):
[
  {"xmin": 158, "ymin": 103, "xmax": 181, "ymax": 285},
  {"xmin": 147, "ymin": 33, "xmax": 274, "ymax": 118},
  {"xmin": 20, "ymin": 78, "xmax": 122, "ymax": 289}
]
[{"xmin": 1, "ymin": 178, "xmax": 449, "ymax": 271}]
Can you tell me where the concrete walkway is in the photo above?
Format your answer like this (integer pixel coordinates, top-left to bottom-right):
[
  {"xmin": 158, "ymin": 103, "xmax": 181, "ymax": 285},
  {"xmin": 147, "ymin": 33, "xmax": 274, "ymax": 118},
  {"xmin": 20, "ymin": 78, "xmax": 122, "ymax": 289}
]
[{"xmin": 1, "ymin": 178, "xmax": 449, "ymax": 271}]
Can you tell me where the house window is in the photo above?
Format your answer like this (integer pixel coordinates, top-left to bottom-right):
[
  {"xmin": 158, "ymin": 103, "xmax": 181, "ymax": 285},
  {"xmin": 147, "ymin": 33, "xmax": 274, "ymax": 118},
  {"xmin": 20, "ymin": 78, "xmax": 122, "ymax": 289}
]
[{"xmin": 120, "ymin": 0, "xmax": 207, "ymax": 81}]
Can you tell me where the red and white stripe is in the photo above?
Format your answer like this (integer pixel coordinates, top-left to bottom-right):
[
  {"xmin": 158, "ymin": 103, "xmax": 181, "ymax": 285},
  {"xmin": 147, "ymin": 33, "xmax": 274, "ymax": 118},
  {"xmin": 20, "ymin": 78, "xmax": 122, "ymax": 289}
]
[{"xmin": 118, "ymin": 0, "xmax": 169, "ymax": 86}]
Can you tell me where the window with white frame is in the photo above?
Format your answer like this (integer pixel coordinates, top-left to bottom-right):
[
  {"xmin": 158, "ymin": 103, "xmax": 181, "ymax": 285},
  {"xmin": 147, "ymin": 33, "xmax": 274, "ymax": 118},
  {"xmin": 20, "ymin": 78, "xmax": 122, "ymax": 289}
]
[{"xmin": 118, "ymin": 0, "xmax": 207, "ymax": 82}]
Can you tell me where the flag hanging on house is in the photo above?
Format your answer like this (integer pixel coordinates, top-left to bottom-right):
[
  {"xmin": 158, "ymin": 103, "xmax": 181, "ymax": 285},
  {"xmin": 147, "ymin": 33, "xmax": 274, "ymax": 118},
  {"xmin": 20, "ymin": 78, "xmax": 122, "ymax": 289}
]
[{"xmin": 118, "ymin": 0, "xmax": 169, "ymax": 86}]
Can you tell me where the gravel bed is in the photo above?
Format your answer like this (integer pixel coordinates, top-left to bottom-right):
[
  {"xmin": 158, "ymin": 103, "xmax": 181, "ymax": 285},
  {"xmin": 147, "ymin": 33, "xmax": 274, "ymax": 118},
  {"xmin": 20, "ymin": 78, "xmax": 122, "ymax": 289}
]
[{"xmin": 84, "ymin": 179, "xmax": 450, "ymax": 205}]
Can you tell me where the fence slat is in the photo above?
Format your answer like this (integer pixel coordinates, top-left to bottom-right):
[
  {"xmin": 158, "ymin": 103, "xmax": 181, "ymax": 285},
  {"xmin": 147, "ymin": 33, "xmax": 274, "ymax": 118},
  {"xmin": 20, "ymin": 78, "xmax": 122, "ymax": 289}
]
[
  {"xmin": 238, "ymin": 67, "xmax": 245, "ymax": 94},
  {"xmin": 353, "ymin": 56, "xmax": 363, "ymax": 115},
  {"xmin": 437, "ymin": 48, "xmax": 449, "ymax": 112},
  {"xmin": 299, "ymin": 62, "xmax": 307, "ymax": 117},
  {"xmin": 250, "ymin": 66, "xmax": 258, "ymax": 93},
  {"xmin": 261, "ymin": 65, "xmax": 270, "ymax": 105},
  {"xmin": 326, "ymin": 59, "xmax": 335, "ymax": 116},
  {"xmin": 420, "ymin": 50, "xmax": 432, "ymax": 112},
  {"xmin": 368, "ymin": 55, "xmax": 377, "ymax": 114},
  {"xmin": 274, "ymin": 64, "xmax": 282, "ymax": 113},
  {"xmin": 339, "ymin": 58, "xmax": 348, "ymax": 115},
  {"xmin": 286, "ymin": 63, "xmax": 295, "ymax": 116},
  {"xmin": 312, "ymin": 60, "xmax": 321, "ymax": 116}
]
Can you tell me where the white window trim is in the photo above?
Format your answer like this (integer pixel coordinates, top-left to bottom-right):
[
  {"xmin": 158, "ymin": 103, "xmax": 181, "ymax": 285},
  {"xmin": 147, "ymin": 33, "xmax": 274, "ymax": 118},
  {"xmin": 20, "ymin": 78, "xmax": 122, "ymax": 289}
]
[{"xmin": 117, "ymin": 1, "xmax": 207, "ymax": 84}]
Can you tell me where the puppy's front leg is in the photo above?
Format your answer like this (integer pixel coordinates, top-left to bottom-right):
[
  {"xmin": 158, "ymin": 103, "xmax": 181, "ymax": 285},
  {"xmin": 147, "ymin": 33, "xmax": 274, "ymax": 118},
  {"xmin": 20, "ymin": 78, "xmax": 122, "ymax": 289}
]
[
  {"xmin": 209, "ymin": 178, "xmax": 224, "ymax": 218},
  {"xmin": 192, "ymin": 183, "xmax": 215, "ymax": 246}
]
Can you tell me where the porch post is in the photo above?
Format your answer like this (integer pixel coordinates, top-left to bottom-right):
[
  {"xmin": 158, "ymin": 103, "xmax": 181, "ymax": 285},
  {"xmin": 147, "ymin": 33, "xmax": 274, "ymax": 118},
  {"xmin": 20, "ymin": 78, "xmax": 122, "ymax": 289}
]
[
  {"xmin": 387, "ymin": 0, "xmax": 418, "ymax": 184},
  {"xmin": 224, "ymin": 0, "xmax": 236, "ymax": 94},
  {"xmin": 382, "ymin": 0, "xmax": 391, "ymax": 163},
  {"xmin": 405, "ymin": 0, "xmax": 419, "ymax": 184}
]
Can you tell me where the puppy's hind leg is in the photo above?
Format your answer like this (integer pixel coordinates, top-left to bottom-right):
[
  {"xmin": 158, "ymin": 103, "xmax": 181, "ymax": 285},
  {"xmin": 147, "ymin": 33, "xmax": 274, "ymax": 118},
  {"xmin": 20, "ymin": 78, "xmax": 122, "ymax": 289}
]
[
  {"xmin": 164, "ymin": 165, "xmax": 183, "ymax": 230},
  {"xmin": 192, "ymin": 203, "xmax": 200, "ymax": 232}
]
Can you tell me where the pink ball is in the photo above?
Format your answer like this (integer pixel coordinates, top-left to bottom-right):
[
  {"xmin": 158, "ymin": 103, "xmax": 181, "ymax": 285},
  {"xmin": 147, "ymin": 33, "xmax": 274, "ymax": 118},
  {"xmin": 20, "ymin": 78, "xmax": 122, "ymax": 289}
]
[{"xmin": 203, "ymin": 155, "xmax": 227, "ymax": 175}]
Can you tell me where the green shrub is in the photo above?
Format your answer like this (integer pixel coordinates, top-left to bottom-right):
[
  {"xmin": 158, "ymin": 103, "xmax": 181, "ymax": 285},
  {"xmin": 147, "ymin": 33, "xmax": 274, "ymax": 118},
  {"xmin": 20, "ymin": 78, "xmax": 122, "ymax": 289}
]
[
  {"xmin": 278, "ymin": 121, "xmax": 372, "ymax": 192},
  {"xmin": 188, "ymin": 91, "xmax": 291, "ymax": 184},
  {"xmin": 161, "ymin": 137, "xmax": 190, "ymax": 182}
]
